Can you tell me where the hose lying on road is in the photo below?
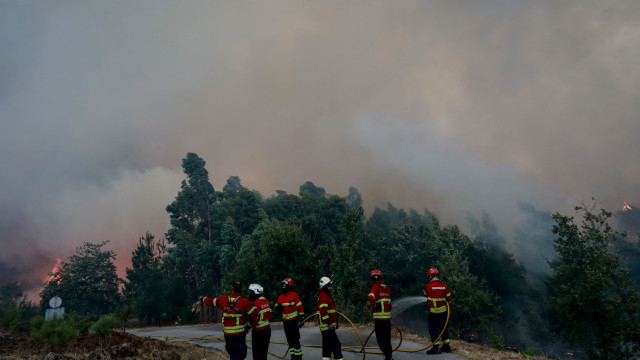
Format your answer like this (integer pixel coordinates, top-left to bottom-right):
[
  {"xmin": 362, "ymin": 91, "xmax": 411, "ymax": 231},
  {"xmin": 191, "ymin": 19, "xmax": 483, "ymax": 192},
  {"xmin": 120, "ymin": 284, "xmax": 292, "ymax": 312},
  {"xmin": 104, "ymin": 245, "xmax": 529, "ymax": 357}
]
[{"xmin": 150, "ymin": 302, "xmax": 450, "ymax": 360}]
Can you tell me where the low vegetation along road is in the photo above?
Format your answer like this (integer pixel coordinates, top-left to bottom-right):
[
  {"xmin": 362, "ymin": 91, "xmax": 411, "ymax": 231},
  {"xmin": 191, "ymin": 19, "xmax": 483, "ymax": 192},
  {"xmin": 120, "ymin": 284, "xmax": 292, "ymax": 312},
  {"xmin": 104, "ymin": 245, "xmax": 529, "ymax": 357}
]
[{"xmin": 129, "ymin": 323, "xmax": 467, "ymax": 360}]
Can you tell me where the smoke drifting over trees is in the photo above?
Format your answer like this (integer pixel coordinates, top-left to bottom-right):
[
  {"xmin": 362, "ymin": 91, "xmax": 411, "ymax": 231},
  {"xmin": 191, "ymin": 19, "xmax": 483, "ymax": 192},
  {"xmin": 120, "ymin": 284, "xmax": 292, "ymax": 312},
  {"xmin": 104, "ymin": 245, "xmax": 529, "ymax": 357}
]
[{"xmin": 2, "ymin": 2, "xmax": 640, "ymax": 345}]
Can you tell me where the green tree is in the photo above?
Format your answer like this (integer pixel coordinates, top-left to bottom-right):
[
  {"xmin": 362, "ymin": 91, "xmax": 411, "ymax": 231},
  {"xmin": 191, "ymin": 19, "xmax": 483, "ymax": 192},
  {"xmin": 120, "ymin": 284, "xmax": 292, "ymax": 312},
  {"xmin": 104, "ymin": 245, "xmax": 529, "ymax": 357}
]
[
  {"xmin": 212, "ymin": 176, "xmax": 262, "ymax": 236},
  {"xmin": 435, "ymin": 225, "xmax": 500, "ymax": 340},
  {"xmin": 0, "ymin": 281, "xmax": 23, "ymax": 310},
  {"xmin": 40, "ymin": 241, "xmax": 121, "ymax": 316},
  {"xmin": 547, "ymin": 203, "xmax": 640, "ymax": 359},
  {"xmin": 228, "ymin": 216, "xmax": 319, "ymax": 317},
  {"xmin": 332, "ymin": 207, "xmax": 374, "ymax": 322},
  {"xmin": 125, "ymin": 232, "xmax": 166, "ymax": 325},
  {"xmin": 165, "ymin": 152, "xmax": 217, "ymax": 296}
]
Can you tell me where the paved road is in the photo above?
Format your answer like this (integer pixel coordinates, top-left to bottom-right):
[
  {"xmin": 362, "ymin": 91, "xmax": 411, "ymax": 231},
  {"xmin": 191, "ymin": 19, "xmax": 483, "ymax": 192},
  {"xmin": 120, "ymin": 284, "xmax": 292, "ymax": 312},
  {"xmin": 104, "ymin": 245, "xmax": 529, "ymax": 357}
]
[{"xmin": 129, "ymin": 324, "xmax": 466, "ymax": 360}]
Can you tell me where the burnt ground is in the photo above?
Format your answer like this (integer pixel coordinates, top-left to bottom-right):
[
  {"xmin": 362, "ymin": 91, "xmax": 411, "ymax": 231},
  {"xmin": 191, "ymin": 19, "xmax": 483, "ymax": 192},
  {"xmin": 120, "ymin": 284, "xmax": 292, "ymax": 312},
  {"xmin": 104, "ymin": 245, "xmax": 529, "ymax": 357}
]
[{"xmin": 0, "ymin": 329, "xmax": 227, "ymax": 360}]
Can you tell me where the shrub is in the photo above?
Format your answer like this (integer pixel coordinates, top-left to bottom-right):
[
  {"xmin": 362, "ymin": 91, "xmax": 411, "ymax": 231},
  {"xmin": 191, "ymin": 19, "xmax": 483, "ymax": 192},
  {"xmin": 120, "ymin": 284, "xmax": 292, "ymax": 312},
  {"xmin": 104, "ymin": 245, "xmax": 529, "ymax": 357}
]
[
  {"xmin": 487, "ymin": 326, "xmax": 505, "ymax": 350},
  {"xmin": 9, "ymin": 318, "xmax": 23, "ymax": 332},
  {"xmin": 30, "ymin": 316, "xmax": 45, "ymax": 332},
  {"xmin": 520, "ymin": 346, "xmax": 535, "ymax": 356},
  {"xmin": 1, "ymin": 305, "xmax": 21, "ymax": 329},
  {"xmin": 90, "ymin": 315, "xmax": 116, "ymax": 337},
  {"xmin": 64, "ymin": 311, "xmax": 91, "ymax": 335},
  {"xmin": 30, "ymin": 315, "xmax": 78, "ymax": 345}
]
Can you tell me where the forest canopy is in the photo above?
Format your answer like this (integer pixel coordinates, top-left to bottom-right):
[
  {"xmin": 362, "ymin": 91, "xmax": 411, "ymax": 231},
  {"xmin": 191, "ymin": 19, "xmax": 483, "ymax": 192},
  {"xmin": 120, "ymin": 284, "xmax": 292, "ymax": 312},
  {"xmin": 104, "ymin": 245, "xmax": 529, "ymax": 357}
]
[{"xmin": 26, "ymin": 152, "xmax": 640, "ymax": 359}]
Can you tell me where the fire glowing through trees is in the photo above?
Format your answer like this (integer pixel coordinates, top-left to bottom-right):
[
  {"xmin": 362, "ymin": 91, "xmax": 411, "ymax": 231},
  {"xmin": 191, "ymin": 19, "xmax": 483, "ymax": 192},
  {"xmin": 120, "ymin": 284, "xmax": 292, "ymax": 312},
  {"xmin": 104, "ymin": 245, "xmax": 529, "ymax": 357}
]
[{"xmin": 46, "ymin": 258, "xmax": 62, "ymax": 283}]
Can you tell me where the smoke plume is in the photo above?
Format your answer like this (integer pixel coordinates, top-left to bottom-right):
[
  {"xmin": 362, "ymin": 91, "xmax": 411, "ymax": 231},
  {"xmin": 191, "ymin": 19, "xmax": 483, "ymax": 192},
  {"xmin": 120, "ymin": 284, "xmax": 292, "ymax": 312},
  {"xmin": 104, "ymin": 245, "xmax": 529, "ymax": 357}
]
[{"xmin": 2, "ymin": 1, "xmax": 639, "ymax": 298}]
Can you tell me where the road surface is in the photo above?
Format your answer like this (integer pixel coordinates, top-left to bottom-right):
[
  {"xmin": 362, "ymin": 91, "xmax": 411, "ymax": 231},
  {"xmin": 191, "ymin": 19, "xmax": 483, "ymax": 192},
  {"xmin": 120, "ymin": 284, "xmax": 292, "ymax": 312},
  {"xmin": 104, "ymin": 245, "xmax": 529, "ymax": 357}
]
[{"xmin": 129, "ymin": 324, "xmax": 467, "ymax": 360}]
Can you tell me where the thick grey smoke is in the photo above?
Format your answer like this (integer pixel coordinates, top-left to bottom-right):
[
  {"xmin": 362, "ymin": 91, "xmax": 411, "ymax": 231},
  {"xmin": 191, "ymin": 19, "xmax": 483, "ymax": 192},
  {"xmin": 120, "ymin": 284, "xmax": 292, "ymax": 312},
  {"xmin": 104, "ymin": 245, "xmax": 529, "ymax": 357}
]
[{"xmin": 2, "ymin": 1, "xmax": 639, "ymax": 297}]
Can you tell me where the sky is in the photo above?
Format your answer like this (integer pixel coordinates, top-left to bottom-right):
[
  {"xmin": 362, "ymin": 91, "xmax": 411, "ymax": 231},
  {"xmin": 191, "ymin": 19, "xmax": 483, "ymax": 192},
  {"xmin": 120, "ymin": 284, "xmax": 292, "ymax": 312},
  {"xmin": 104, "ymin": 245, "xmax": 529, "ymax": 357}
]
[{"xmin": 2, "ymin": 0, "xmax": 639, "ymax": 299}]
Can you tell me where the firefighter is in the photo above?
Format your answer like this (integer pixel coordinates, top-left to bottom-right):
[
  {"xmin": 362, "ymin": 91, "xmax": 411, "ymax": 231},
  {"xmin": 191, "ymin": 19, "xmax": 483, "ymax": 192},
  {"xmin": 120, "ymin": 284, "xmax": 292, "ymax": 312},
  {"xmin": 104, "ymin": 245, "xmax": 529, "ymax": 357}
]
[
  {"xmin": 423, "ymin": 268, "xmax": 453, "ymax": 354},
  {"xmin": 275, "ymin": 277, "xmax": 305, "ymax": 360},
  {"xmin": 368, "ymin": 269, "xmax": 393, "ymax": 360},
  {"xmin": 199, "ymin": 281, "xmax": 258, "ymax": 360},
  {"xmin": 248, "ymin": 283, "xmax": 272, "ymax": 360},
  {"xmin": 317, "ymin": 276, "xmax": 343, "ymax": 360}
]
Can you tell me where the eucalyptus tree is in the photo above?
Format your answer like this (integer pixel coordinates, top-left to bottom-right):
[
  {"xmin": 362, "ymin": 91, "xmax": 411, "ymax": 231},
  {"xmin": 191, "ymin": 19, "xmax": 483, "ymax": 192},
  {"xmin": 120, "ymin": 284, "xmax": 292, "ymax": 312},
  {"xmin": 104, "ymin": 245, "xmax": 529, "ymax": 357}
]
[{"xmin": 165, "ymin": 153, "xmax": 217, "ymax": 296}]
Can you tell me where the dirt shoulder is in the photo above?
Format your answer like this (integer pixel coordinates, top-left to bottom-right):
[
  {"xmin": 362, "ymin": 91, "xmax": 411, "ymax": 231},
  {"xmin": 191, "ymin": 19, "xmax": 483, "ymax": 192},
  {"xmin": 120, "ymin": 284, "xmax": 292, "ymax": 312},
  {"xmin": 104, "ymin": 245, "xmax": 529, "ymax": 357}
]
[
  {"xmin": 0, "ymin": 330, "xmax": 227, "ymax": 360},
  {"xmin": 392, "ymin": 328, "xmax": 550, "ymax": 360}
]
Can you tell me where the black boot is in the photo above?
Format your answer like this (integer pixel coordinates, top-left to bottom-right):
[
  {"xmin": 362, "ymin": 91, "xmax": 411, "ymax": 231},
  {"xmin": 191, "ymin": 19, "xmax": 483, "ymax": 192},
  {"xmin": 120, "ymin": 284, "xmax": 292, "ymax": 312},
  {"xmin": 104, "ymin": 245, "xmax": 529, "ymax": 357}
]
[
  {"xmin": 441, "ymin": 343, "xmax": 451, "ymax": 352},
  {"xmin": 427, "ymin": 345, "xmax": 441, "ymax": 355}
]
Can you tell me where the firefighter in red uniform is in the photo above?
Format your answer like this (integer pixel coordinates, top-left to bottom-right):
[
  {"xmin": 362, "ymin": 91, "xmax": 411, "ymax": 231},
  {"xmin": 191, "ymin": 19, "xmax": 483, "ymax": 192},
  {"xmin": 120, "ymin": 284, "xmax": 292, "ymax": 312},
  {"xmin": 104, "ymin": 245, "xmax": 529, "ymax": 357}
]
[
  {"xmin": 200, "ymin": 281, "xmax": 258, "ymax": 360},
  {"xmin": 423, "ymin": 268, "xmax": 453, "ymax": 354},
  {"xmin": 368, "ymin": 269, "xmax": 393, "ymax": 360},
  {"xmin": 275, "ymin": 277, "xmax": 305, "ymax": 360},
  {"xmin": 248, "ymin": 283, "xmax": 272, "ymax": 360},
  {"xmin": 317, "ymin": 276, "xmax": 344, "ymax": 360}
]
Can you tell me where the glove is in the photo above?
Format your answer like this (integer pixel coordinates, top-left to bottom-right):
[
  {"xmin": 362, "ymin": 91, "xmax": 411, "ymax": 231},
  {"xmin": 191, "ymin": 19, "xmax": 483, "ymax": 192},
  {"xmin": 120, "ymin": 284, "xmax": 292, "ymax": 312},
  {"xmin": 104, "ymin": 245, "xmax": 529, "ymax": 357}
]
[
  {"xmin": 275, "ymin": 304, "xmax": 283, "ymax": 311},
  {"xmin": 245, "ymin": 324, "xmax": 251, "ymax": 334},
  {"xmin": 373, "ymin": 303, "xmax": 382, "ymax": 312},
  {"xmin": 192, "ymin": 299, "xmax": 203, "ymax": 314},
  {"xmin": 298, "ymin": 317, "xmax": 305, "ymax": 328},
  {"xmin": 335, "ymin": 321, "xmax": 339, "ymax": 330}
]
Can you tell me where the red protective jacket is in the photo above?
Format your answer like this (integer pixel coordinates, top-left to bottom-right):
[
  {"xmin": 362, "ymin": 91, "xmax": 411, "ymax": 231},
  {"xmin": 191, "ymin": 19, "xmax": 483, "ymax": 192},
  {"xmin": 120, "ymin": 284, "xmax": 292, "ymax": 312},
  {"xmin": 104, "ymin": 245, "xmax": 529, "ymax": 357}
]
[
  {"xmin": 368, "ymin": 280, "xmax": 392, "ymax": 321},
  {"xmin": 277, "ymin": 291, "xmax": 304, "ymax": 321},
  {"xmin": 251, "ymin": 296, "xmax": 272, "ymax": 331},
  {"xmin": 422, "ymin": 279, "xmax": 452, "ymax": 314},
  {"xmin": 203, "ymin": 293, "xmax": 257, "ymax": 335},
  {"xmin": 316, "ymin": 289, "xmax": 337, "ymax": 331}
]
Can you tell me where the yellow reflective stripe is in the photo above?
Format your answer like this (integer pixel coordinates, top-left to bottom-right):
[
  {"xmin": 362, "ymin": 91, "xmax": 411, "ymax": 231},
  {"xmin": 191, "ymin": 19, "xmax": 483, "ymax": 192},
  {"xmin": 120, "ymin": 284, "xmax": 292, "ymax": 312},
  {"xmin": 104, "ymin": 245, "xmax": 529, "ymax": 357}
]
[
  {"xmin": 319, "ymin": 304, "xmax": 328, "ymax": 308},
  {"xmin": 282, "ymin": 312, "xmax": 298, "ymax": 320},
  {"xmin": 368, "ymin": 293, "xmax": 374, "ymax": 298},
  {"xmin": 430, "ymin": 306, "xmax": 447, "ymax": 313},
  {"xmin": 256, "ymin": 320, "xmax": 270, "ymax": 329},
  {"xmin": 327, "ymin": 309, "xmax": 336, "ymax": 313},
  {"xmin": 428, "ymin": 297, "xmax": 446, "ymax": 301},
  {"xmin": 224, "ymin": 325, "xmax": 246, "ymax": 333},
  {"xmin": 319, "ymin": 324, "xmax": 330, "ymax": 331},
  {"xmin": 322, "ymin": 315, "xmax": 329, "ymax": 320},
  {"xmin": 296, "ymin": 302, "xmax": 302, "ymax": 307},
  {"xmin": 224, "ymin": 313, "xmax": 244, "ymax": 318},
  {"xmin": 373, "ymin": 312, "xmax": 391, "ymax": 319}
]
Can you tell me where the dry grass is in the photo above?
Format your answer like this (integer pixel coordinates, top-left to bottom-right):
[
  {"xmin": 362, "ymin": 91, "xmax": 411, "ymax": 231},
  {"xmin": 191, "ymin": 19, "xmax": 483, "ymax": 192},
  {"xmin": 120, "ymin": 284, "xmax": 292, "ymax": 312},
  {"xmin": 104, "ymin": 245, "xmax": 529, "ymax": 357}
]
[
  {"xmin": 0, "ymin": 330, "xmax": 227, "ymax": 360},
  {"xmin": 390, "ymin": 327, "xmax": 550, "ymax": 360}
]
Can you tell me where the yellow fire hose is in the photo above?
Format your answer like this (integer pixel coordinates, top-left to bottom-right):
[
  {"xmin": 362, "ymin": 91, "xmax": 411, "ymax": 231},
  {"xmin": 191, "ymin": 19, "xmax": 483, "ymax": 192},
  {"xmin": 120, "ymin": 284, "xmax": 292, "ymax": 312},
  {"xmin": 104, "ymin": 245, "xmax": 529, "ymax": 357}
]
[{"xmin": 153, "ymin": 302, "xmax": 450, "ymax": 359}]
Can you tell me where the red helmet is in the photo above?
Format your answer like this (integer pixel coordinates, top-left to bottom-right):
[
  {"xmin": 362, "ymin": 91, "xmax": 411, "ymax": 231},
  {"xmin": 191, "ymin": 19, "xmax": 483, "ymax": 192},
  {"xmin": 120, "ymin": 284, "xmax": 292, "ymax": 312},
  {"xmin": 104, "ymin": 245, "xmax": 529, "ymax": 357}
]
[
  {"xmin": 428, "ymin": 268, "xmax": 439, "ymax": 277},
  {"xmin": 370, "ymin": 269, "xmax": 383, "ymax": 278},
  {"xmin": 282, "ymin": 277, "xmax": 294, "ymax": 286}
]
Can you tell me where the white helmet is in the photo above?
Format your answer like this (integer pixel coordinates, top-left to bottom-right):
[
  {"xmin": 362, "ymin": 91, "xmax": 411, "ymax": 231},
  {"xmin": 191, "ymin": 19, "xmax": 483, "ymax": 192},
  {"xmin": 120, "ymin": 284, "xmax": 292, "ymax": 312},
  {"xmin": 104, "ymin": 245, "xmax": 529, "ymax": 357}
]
[
  {"xmin": 319, "ymin": 276, "xmax": 332, "ymax": 287},
  {"xmin": 249, "ymin": 283, "xmax": 264, "ymax": 295}
]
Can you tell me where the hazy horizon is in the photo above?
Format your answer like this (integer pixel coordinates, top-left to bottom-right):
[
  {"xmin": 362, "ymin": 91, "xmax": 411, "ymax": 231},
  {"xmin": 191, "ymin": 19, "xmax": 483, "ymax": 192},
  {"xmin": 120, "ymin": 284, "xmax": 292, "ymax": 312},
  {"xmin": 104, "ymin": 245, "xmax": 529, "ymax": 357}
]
[{"xmin": 2, "ymin": 1, "xmax": 639, "ymax": 300}]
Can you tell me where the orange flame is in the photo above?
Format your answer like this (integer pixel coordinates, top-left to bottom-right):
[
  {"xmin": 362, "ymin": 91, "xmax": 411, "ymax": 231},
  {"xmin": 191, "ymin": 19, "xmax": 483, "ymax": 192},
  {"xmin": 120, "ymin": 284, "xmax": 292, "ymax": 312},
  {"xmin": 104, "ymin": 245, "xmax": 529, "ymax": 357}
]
[{"xmin": 46, "ymin": 258, "xmax": 62, "ymax": 283}]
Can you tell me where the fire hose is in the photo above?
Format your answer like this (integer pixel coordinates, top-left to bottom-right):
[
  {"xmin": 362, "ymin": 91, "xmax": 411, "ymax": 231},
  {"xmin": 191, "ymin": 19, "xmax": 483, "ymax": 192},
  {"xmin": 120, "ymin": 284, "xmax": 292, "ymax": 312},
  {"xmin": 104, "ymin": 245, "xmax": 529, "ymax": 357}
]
[{"xmin": 160, "ymin": 302, "xmax": 450, "ymax": 359}]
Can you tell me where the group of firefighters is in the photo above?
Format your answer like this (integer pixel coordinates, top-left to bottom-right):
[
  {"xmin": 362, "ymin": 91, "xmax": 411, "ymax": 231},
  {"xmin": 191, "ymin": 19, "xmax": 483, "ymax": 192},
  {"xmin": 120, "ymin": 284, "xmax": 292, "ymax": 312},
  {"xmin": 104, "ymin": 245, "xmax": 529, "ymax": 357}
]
[{"xmin": 194, "ymin": 268, "xmax": 452, "ymax": 360}]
